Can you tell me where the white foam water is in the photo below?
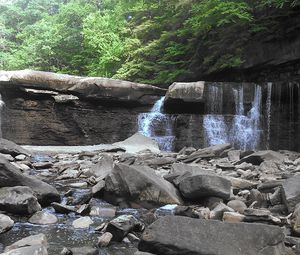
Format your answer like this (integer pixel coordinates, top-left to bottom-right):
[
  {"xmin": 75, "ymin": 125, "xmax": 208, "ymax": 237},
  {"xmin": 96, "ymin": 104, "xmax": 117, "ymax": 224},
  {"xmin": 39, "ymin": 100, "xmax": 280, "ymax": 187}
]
[
  {"xmin": 138, "ymin": 97, "xmax": 174, "ymax": 151},
  {"xmin": 203, "ymin": 84, "xmax": 263, "ymax": 150}
]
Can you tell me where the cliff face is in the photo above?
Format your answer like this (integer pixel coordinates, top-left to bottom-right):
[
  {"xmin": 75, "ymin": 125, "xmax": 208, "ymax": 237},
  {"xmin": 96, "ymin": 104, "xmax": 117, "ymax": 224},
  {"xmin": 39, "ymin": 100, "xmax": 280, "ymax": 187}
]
[{"xmin": 0, "ymin": 70, "xmax": 163, "ymax": 145}]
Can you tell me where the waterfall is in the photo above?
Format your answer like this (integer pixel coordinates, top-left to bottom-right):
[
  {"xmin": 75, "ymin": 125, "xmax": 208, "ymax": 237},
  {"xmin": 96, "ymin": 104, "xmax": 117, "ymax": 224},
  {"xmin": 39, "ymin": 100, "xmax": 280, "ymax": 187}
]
[
  {"xmin": 203, "ymin": 84, "xmax": 263, "ymax": 150},
  {"xmin": 203, "ymin": 115, "xmax": 228, "ymax": 145},
  {"xmin": 266, "ymin": 83, "xmax": 272, "ymax": 149},
  {"xmin": 138, "ymin": 97, "xmax": 174, "ymax": 151},
  {"xmin": 0, "ymin": 94, "xmax": 4, "ymax": 138},
  {"xmin": 204, "ymin": 85, "xmax": 228, "ymax": 145},
  {"xmin": 230, "ymin": 85, "xmax": 262, "ymax": 150}
]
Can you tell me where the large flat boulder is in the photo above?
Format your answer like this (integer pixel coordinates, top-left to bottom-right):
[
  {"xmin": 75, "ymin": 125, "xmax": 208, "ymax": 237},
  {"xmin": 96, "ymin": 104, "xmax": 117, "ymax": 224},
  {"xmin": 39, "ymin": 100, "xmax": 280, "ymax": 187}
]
[
  {"xmin": 0, "ymin": 186, "xmax": 41, "ymax": 215},
  {"xmin": 164, "ymin": 82, "xmax": 205, "ymax": 112},
  {"xmin": 0, "ymin": 70, "xmax": 166, "ymax": 105},
  {"xmin": 139, "ymin": 216, "xmax": 286, "ymax": 255},
  {"xmin": 181, "ymin": 144, "xmax": 232, "ymax": 163},
  {"xmin": 4, "ymin": 234, "xmax": 48, "ymax": 254},
  {"xmin": 0, "ymin": 138, "xmax": 30, "ymax": 157},
  {"xmin": 282, "ymin": 174, "xmax": 300, "ymax": 212},
  {"xmin": 238, "ymin": 150, "xmax": 285, "ymax": 165},
  {"xmin": 113, "ymin": 133, "xmax": 160, "ymax": 154},
  {"xmin": 178, "ymin": 174, "xmax": 232, "ymax": 200},
  {"xmin": 0, "ymin": 156, "xmax": 60, "ymax": 206},
  {"xmin": 104, "ymin": 163, "xmax": 183, "ymax": 208}
]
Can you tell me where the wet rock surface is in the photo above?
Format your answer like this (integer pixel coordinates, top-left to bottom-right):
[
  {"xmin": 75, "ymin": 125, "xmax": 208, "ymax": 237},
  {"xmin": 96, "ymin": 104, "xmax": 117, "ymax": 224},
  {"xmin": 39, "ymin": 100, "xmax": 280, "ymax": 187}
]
[{"xmin": 0, "ymin": 137, "xmax": 299, "ymax": 254}]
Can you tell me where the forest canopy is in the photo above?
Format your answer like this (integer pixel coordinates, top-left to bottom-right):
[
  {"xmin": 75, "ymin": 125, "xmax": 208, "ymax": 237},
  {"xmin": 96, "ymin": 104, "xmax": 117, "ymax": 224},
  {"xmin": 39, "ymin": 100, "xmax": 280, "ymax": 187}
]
[{"xmin": 0, "ymin": 0, "xmax": 299, "ymax": 85}]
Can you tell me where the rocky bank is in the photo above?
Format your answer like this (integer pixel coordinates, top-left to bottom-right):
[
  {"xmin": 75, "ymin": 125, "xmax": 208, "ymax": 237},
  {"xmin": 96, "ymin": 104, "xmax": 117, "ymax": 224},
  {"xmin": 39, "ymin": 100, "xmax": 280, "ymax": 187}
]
[{"xmin": 0, "ymin": 134, "xmax": 299, "ymax": 254}]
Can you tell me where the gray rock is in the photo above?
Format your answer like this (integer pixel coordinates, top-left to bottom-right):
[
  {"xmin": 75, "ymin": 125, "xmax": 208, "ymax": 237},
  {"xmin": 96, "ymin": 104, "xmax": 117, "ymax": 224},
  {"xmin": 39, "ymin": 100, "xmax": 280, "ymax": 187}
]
[
  {"xmin": 0, "ymin": 186, "xmax": 41, "ymax": 215},
  {"xmin": 106, "ymin": 215, "xmax": 140, "ymax": 242},
  {"xmin": 228, "ymin": 150, "xmax": 241, "ymax": 162},
  {"xmin": 97, "ymin": 232, "xmax": 113, "ymax": 247},
  {"xmin": 28, "ymin": 211, "xmax": 58, "ymax": 225},
  {"xmin": 0, "ymin": 214, "xmax": 14, "ymax": 234},
  {"xmin": 4, "ymin": 234, "xmax": 47, "ymax": 252},
  {"xmin": 72, "ymin": 216, "xmax": 93, "ymax": 229},
  {"xmin": 91, "ymin": 180, "xmax": 105, "ymax": 196},
  {"xmin": 223, "ymin": 211, "xmax": 245, "ymax": 223},
  {"xmin": 15, "ymin": 154, "xmax": 26, "ymax": 161},
  {"xmin": 139, "ymin": 216, "xmax": 286, "ymax": 255},
  {"xmin": 178, "ymin": 174, "xmax": 231, "ymax": 200},
  {"xmin": 182, "ymin": 144, "xmax": 232, "ymax": 163},
  {"xmin": 239, "ymin": 150, "xmax": 285, "ymax": 165},
  {"xmin": 70, "ymin": 247, "xmax": 98, "ymax": 255},
  {"xmin": 144, "ymin": 157, "xmax": 176, "ymax": 168},
  {"xmin": 89, "ymin": 206, "xmax": 116, "ymax": 218},
  {"xmin": 0, "ymin": 156, "xmax": 60, "ymax": 206},
  {"xmin": 113, "ymin": 133, "xmax": 160, "ymax": 154},
  {"xmin": 210, "ymin": 203, "xmax": 234, "ymax": 220},
  {"xmin": 52, "ymin": 202, "xmax": 77, "ymax": 214},
  {"xmin": 282, "ymin": 174, "xmax": 300, "ymax": 212},
  {"xmin": 85, "ymin": 154, "xmax": 114, "ymax": 179},
  {"xmin": 0, "ymin": 138, "xmax": 30, "ymax": 157},
  {"xmin": 227, "ymin": 200, "xmax": 247, "ymax": 214},
  {"xmin": 104, "ymin": 163, "xmax": 183, "ymax": 208},
  {"xmin": 1, "ymin": 245, "xmax": 48, "ymax": 255}
]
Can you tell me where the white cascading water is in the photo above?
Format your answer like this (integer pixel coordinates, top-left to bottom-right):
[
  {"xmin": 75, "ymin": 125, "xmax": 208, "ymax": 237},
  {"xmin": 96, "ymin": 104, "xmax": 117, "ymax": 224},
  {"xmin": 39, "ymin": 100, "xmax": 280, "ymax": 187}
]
[
  {"xmin": 138, "ymin": 97, "xmax": 174, "ymax": 151},
  {"xmin": 203, "ymin": 85, "xmax": 228, "ymax": 145},
  {"xmin": 266, "ymin": 83, "xmax": 272, "ymax": 149},
  {"xmin": 230, "ymin": 85, "xmax": 262, "ymax": 150},
  {"xmin": 203, "ymin": 84, "xmax": 263, "ymax": 150}
]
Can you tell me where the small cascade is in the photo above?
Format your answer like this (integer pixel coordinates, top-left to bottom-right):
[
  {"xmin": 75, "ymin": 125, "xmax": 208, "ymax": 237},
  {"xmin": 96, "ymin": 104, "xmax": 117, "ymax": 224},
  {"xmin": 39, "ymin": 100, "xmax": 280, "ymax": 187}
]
[
  {"xmin": 206, "ymin": 85, "xmax": 223, "ymax": 113},
  {"xmin": 230, "ymin": 85, "xmax": 262, "ymax": 150},
  {"xmin": 204, "ymin": 85, "xmax": 228, "ymax": 145},
  {"xmin": 0, "ymin": 94, "xmax": 4, "ymax": 138},
  {"xmin": 138, "ymin": 97, "xmax": 174, "ymax": 151},
  {"xmin": 203, "ymin": 115, "xmax": 228, "ymax": 145},
  {"xmin": 266, "ymin": 83, "xmax": 272, "ymax": 149},
  {"xmin": 203, "ymin": 84, "xmax": 263, "ymax": 150}
]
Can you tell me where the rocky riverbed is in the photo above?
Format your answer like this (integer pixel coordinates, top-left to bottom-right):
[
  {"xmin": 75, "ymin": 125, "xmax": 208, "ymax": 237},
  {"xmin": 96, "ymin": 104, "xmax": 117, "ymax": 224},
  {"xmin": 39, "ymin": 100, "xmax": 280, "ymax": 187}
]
[{"xmin": 0, "ymin": 133, "xmax": 300, "ymax": 255}]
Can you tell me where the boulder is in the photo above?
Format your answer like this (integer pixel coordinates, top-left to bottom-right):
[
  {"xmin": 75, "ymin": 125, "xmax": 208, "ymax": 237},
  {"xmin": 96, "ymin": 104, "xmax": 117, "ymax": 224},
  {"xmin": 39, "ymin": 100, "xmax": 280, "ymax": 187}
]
[
  {"xmin": 178, "ymin": 174, "xmax": 232, "ymax": 200},
  {"xmin": 239, "ymin": 150, "xmax": 285, "ymax": 165},
  {"xmin": 0, "ymin": 214, "xmax": 14, "ymax": 234},
  {"xmin": 104, "ymin": 163, "xmax": 183, "ymax": 208},
  {"xmin": 139, "ymin": 216, "xmax": 286, "ymax": 255},
  {"xmin": 52, "ymin": 202, "xmax": 77, "ymax": 214},
  {"xmin": 0, "ymin": 70, "xmax": 166, "ymax": 105},
  {"xmin": 0, "ymin": 156, "xmax": 60, "ymax": 206},
  {"xmin": 4, "ymin": 234, "xmax": 47, "ymax": 253},
  {"xmin": 0, "ymin": 138, "xmax": 30, "ymax": 157},
  {"xmin": 97, "ymin": 232, "xmax": 113, "ymax": 247},
  {"xmin": 70, "ymin": 247, "xmax": 98, "ymax": 255},
  {"xmin": 282, "ymin": 174, "xmax": 300, "ymax": 212},
  {"xmin": 182, "ymin": 144, "xmax": 232, "ymax": 163},
  {"xmin": 85, "ymin": 154, "xmax": 114, "ymax": 179},
  {"xmin": 106, "ymin": 215, "xmax": 140, "ymax": 242},
  {"xmin": 28, "ymin": 211, "xmax": 58, "ymax": 224},
  {"xmin": 1, "ymin": 245, "xmax": 48, "ymax": 255},
  {"xmin": 72, "ymin": 216, "xmax": 93, "ymax": 229},
  {"xmin": 0, "ymin": 186, "xmax": 41, "ymax": 215},
  {"xmin": 164, "ymin": 82, "xmax": 205, "ymax": 112},
  {"xmin": 113, "ymin": 133, "xmax": 160, "ymax": 154}
]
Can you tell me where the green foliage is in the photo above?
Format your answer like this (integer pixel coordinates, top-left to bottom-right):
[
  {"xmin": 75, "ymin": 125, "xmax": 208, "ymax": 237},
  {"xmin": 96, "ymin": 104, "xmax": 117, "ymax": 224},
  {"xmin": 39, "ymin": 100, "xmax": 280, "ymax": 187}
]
[{"xmin": 0, "ymin": 0, "xmax": 298, "ymax": 84}]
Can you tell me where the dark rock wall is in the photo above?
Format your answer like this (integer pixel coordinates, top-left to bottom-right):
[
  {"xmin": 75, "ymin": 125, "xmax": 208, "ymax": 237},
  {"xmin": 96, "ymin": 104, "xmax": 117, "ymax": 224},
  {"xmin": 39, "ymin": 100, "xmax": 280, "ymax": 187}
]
[{"xmin": 1, "ymin": 94, "xmax": 145, "ymax": 146}]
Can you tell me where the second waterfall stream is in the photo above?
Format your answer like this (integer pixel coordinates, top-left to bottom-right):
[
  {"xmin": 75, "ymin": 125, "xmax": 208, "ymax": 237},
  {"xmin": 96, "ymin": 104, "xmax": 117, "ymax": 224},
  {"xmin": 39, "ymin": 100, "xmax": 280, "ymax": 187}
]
[{"xmin": 138, "ymin": 97, "xmax": 175, "ymax": 151}]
